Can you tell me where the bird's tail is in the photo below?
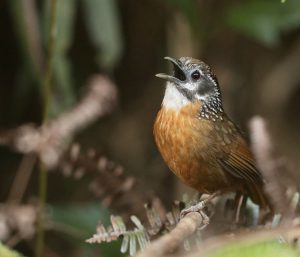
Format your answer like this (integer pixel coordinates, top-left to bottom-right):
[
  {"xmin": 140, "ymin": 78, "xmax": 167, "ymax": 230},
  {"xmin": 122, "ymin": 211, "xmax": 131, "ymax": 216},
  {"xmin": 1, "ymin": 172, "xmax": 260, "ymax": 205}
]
[{"xmin": 247, "ymin": 183, "xmax": 272, "ymax": 210}]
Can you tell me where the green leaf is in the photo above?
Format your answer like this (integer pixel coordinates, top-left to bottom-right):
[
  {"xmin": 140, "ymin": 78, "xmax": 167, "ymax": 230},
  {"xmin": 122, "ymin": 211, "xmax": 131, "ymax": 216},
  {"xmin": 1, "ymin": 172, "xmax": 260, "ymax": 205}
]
[
  {"xmin": 129, "ymin": 234, "xmax": 137, "ymax": 256},
  {"xmin": 120, "ymin": 235, "xmax": 129, "ymax": 253},
  {"xmin": 211, "ymin": 241, "xmax": 300, "ymax": 257},
  {"xmin": 49, "ymin": 203, "xmax": 124, "ymax": 257},
  {"xmin": 136, "ymin": 233, "xmax": 148, "ymax": 251},
  {"xmin": 82, "ymin": 0, "xmax": 123, "ymax": 70},
  {"xmin": 8, "ymin": 0, "xmax": 43, "ymax": 117},
  {"xmin": 8, "ymin": 0, "xmax": 42, "ymax": 83},
  {"xmin": 226, "ymin": 0, "xmax": 300, "ymax": 47},
  {"xmin": 0, "ymin": 243, "xmax": 25, "ymax": 257},
  {"xmin": 42, "ymin": 0, "xmax": 76, "ymax": 116},
  {"xmin": 49, "ymin": 202, "xmax": 110, "ymax": 239},
  {"xmin": 130, "ymin": 215, "xmax": 144, "ymax": 230}
]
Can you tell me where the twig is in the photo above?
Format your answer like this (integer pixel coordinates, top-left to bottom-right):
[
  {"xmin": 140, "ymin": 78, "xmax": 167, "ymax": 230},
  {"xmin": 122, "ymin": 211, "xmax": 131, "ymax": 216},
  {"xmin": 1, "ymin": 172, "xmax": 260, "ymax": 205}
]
[
  {"xmin": 0, "ymin": 75, "xmax": 117, "ymax": 168},
  {"xmin": 0, "ymin": 204, "xmax": 37, "ymax": 243},
  {"xmin": 249, "ymin": 116, "xmax": 291, "ymax": 216},
  {"xmin": 60, "ymin": 144, "xmax": 155, "ymax": 223},
  {"xmin": 7, "ymin": 154, "xmax": 37, "ymax": 203},
  {"xmin": 135, "ymin": 212, "xmax": 206, "ymax": 257}
]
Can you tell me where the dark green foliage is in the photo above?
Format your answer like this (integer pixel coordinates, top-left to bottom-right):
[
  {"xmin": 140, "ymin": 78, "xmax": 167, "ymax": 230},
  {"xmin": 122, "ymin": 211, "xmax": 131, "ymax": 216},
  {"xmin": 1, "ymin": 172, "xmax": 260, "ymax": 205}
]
[{"xmin": 226, "ymin": 0, "xmax": 300, "ymax": 47}]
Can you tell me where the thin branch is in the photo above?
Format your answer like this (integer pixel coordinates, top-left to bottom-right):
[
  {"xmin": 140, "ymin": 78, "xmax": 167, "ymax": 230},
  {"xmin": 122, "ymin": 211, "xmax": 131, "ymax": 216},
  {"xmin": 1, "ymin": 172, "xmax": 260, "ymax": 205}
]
[
  {"xmin": 0, "ymin": 75, "xmax": 117, "ymax": 168},
  {"xmin": 7, "ymin": 154, "xmax": 37, "ymax": 203},
  {"xmin": 135, "ymin": 212, "xmax": 206, "ymax": 257},
  {"xmin": 0, "ymin": 204, "xmax": 37, "ymax": 243},
  {"xmin": 60, "ymin": 144, "xmax": 156, "ymax": 223}
]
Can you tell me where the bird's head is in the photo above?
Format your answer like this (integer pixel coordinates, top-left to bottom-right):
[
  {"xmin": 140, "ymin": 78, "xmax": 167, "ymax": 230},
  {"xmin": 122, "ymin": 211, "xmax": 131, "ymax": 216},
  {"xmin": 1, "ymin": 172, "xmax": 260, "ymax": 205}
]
[{"xmin": 156, "ymin": 57, "xmax": 222, "ymax": 110}]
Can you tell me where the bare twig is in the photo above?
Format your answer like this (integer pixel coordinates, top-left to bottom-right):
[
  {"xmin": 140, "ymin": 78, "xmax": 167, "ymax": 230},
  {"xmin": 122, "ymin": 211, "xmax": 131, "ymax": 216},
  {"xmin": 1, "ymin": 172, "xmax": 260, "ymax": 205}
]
[
  {"xmin": 249, "ymin": 116, "xmax": 291, "ymax": 216},
  {"xmin": 60, "ymin": 144, "xmax": 156, "ymax": 223},
  {"xmin": 0, "ymin": 75, "xmax": 117, "ymax": 168},
  {"xmin": 135, "ymin": 212, "xmax": 206, "ymax": 257},
  {"xmin": 0, "ymin": 204, "xmax": 37, "ymax": 244},
  {"xmin": 7, "ymin": 155, "xmax": 37, "ymax": 204}
]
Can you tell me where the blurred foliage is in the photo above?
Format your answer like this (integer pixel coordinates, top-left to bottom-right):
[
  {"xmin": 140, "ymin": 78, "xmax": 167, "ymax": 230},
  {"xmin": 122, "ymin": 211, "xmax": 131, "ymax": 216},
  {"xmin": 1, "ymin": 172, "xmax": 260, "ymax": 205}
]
[
  {"xmin": 0, "ymin": 243, "xmax": 25, "ymax": 257},
  {"xmin": 8, "ymin": 0, "xmax": 123, "ymax": 118},
  {"xmin": 8, "ymin": 0, "xmax": 42, "ymax": 117},
  {"xmin": 211, "ymin": 241, "xmax": 299, "ymax": 257},
  {"xmin": 165, "ymin": 0, "xmax": 199, "ymax": 30},
  {"xmin": 49, "ymin": 203, "xmax": 123, "ymax": 257},
  {"xmin": 42, "ymin": 0, "xmax": 76, "ymax": 115},
  {"xmin": 82, "ymin": 0, "xmax": 123, "ymax": 71},
  {"xmin": 226, "ymin": 0, "xmax": 300, "ymax": 47},
  {"xmin": 9, "ymin": 0, "xmax": 300, "ymax": 119},
  {"xmin": 49, "ymin": 202, "xmax": 110, "ymax": 239}
]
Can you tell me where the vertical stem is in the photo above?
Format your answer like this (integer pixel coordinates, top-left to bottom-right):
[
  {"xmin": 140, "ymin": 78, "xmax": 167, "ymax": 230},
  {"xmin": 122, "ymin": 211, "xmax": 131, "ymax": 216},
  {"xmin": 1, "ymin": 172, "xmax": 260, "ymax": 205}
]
[
  {"xmin": 35, "ymin": 0, "xmax": 57, "ymax": 257},
  {"xmin": 35, "ymin": 162, "xmax": 47, "ymax": 257},
  {"xmin": 43, "ymin": 0, "xmax": 57, "ymax": 120}
]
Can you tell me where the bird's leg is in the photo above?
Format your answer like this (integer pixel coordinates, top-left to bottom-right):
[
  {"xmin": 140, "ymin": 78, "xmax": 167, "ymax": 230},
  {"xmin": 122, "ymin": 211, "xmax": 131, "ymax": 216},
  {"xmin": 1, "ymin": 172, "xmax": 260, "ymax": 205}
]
[
  {"xmin": 233, "ymin": 193, "xmax": 244, "ymax": 223},
  {"xmin": 180, "ymin": 191, "xmax": 219, "ymax": 219}
]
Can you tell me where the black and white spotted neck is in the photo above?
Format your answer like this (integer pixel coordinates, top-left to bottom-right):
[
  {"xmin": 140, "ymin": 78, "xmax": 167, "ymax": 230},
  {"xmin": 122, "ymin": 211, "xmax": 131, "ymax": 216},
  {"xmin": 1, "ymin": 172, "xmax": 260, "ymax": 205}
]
[{"xmin": 199, "ymin": 89, "xmax": 224, "ymax": 121}]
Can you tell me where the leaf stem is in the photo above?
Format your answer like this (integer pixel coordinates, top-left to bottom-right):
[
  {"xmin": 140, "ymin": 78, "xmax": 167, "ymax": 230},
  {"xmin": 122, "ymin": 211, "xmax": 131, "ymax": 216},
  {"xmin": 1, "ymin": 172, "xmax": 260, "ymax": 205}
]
[{"xmin": 35, "ymin": 0, "xmax": 57, "ymax": 257}]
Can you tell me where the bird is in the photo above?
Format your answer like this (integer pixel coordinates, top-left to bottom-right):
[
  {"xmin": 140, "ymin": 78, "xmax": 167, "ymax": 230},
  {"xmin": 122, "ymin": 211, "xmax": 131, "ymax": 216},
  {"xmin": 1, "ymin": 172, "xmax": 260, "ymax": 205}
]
[{"xmin": 154, "ymin": 56, "xmax": 270, "ymax": 213}]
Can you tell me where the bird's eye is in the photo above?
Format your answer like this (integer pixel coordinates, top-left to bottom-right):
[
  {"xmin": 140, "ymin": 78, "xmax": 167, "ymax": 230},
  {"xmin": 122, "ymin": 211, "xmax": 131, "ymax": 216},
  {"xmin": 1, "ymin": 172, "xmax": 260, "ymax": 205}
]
[{"xmin": 191, "ymin": 70, "xmax": 201, "ymax": 81}]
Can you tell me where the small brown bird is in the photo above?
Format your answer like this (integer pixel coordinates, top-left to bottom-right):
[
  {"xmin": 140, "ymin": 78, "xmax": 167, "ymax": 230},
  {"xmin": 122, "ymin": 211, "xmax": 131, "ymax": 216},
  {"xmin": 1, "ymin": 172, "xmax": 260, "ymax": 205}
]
[{"xmin": 154, "ymin": 57, "xmax": 269, "ymax": 210}]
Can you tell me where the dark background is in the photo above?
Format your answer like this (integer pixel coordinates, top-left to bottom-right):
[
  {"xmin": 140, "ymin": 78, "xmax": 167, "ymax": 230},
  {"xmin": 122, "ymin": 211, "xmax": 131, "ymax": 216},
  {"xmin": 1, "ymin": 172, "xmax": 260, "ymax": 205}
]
[{"xmin": 1, "ymin": 0, "xmax": 300, "ymax": 256}]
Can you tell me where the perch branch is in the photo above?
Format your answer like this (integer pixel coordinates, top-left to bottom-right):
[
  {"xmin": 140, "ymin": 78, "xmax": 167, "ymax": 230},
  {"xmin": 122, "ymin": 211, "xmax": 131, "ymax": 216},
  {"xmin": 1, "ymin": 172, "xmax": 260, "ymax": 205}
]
[
  {"xmin": 136, "ymin": 212, "xmax": 206, "ymax": 257},
  {"xmin": 0, "ymin": 75, "xmax": 117, "ymax": 168}
]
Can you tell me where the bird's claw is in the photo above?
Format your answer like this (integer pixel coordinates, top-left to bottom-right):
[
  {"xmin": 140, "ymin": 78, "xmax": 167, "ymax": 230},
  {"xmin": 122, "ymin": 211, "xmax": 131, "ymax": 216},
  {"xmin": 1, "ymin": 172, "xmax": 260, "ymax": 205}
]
[{"xmin": 180, "ymin": 200, "xmax": 206, "ymax": 219}]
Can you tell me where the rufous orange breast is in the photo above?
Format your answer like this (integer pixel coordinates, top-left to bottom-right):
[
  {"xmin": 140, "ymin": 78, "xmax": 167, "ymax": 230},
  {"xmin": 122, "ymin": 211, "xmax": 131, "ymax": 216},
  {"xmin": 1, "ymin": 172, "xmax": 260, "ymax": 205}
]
[{"xmin": 154, "ymin": 102, "xmax": 234, "ymax": 193}]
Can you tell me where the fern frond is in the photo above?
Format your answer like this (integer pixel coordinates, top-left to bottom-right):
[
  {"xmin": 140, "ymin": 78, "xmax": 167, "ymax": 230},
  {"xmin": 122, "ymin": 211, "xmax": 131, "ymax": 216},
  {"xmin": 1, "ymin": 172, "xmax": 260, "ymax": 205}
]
[
  {"xmin": 86, "ymin": 195, "xmax": 209, "ymax": 255},
  {"xmin": 86, "ymin": 215, "xmax": 149, "ymax": 256}
]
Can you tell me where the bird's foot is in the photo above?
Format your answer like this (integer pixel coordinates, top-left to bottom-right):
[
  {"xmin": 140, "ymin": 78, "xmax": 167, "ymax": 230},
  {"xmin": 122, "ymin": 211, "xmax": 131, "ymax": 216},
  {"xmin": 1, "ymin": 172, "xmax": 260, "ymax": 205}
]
[
  {"xmin": 180, "ymin": 192, "xmax": 219, "ymax": 219},
  {"xmin": 180, "ymin": 201, "xmax": 206, "ymax": 219}
]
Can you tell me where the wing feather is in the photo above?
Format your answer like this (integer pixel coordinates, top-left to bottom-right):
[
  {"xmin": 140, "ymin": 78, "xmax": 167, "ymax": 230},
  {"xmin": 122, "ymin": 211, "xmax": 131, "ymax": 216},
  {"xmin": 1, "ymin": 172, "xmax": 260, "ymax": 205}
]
[{"xmin": 215, "ymin": 118, "xmax": 263, "ymax": 185}]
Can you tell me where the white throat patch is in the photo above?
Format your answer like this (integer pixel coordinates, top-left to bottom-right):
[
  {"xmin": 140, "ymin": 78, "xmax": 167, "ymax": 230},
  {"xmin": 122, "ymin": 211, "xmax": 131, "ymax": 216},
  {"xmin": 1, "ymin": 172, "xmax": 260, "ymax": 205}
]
[{"xmin": 162, "ymin": 82, "xmax": 189, "ymax": 109}]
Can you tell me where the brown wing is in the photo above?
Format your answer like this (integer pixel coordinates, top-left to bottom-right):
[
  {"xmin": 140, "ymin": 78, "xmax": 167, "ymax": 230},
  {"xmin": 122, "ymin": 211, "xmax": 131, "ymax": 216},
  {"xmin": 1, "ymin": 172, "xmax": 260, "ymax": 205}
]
[
  {"xmin": 214, "ymin": 117, "xmax": 263, "ymax": 185},
  {"xmin": 214, "ymin": 117, "xmax": 271, "ymax": 207}
]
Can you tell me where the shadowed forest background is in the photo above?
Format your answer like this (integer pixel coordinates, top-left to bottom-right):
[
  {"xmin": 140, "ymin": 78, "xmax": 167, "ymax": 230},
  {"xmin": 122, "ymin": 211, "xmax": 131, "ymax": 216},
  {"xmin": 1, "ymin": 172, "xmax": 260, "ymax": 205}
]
[{"xmin": 1, "ymin": 0, "xmax": 300, "ymax": 257}]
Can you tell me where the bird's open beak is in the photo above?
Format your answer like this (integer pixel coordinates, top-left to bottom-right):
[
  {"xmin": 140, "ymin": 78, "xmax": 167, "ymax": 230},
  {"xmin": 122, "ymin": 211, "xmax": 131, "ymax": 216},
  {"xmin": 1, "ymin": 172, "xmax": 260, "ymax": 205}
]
[{"xmin": 156, "ymin": 57, "xmax": 186, "ymax": 83}]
